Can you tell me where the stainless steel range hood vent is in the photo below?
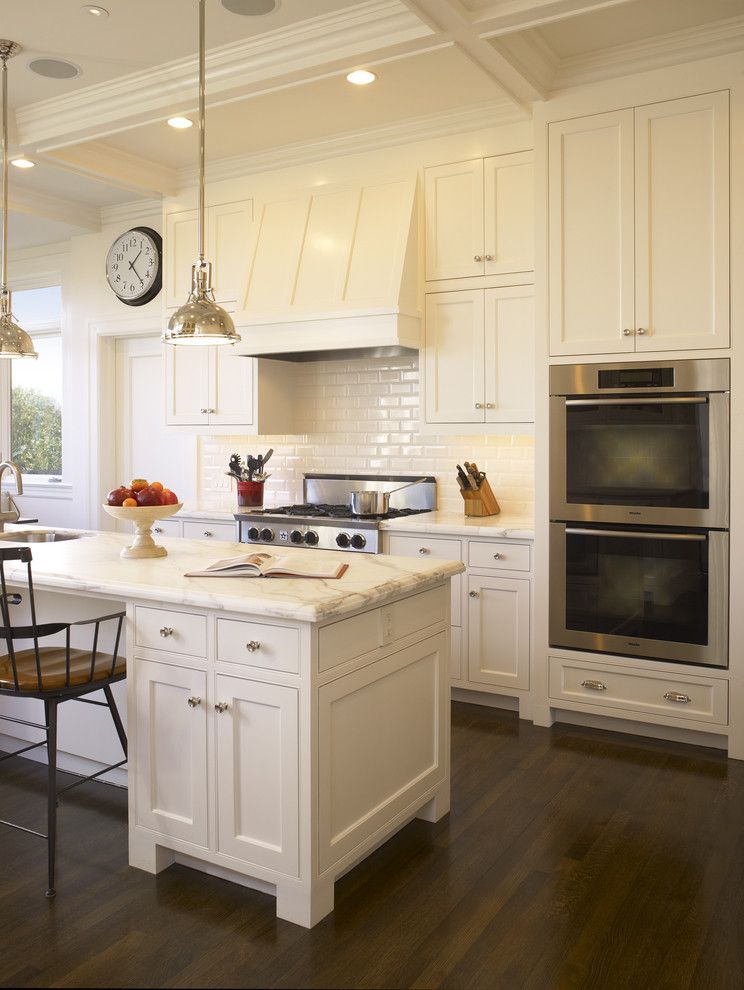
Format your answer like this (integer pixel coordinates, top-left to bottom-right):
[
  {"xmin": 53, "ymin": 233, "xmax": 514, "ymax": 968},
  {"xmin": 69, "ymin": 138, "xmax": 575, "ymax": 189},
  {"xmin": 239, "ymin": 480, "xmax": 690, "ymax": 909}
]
[{"xmin": 233, "ymin": 176, "xmax": 420, "ymax": 360}]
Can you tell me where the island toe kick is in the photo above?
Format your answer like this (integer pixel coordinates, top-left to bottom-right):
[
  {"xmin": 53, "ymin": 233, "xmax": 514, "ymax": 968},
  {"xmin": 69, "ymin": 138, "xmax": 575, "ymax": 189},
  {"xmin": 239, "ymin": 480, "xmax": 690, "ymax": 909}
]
[{"xmin": 127, "ymin": 582, "xmax": 452, "ymax": 927}]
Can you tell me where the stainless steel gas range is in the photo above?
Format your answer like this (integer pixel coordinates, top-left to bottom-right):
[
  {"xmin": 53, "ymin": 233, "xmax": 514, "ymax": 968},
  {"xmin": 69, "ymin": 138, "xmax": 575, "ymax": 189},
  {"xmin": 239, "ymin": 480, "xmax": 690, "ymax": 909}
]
[{"xmin": 235, "ymin": 473, "xmax": 437, "ymax": 554}]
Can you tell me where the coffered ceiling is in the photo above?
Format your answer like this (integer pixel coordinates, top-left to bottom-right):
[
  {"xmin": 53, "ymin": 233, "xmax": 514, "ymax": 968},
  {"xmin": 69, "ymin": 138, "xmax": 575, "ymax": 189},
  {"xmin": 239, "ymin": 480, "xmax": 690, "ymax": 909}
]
[{"xmin": 5, "ymin": 0, "xmax": 744, "ymax": 249}]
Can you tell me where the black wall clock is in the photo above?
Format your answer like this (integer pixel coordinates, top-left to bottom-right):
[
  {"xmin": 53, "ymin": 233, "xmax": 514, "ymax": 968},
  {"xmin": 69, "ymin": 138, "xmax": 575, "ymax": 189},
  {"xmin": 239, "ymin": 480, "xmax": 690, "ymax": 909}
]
[{"xmin": 105, "ymin": 226, "xmax": 163, "ymax": 306}]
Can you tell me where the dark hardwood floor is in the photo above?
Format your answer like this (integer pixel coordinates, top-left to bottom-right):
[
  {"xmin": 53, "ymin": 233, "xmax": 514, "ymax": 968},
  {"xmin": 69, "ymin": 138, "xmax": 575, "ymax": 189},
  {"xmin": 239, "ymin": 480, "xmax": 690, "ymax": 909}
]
[{"xmin": 1, "ymin": 702, "xmax": 743, "ymax": 990}]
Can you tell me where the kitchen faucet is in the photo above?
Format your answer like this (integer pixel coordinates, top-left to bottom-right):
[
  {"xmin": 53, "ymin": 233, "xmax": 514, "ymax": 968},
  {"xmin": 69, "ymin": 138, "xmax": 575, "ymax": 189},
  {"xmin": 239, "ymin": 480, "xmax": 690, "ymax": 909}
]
[{"xmin": 0, "ymin": 460, "xmax": 23, "ymax": 531}]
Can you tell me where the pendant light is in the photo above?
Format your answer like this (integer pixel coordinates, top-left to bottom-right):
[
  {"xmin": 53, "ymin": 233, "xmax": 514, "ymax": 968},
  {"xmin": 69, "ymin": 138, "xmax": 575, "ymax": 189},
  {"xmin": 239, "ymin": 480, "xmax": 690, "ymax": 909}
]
[
  {"xmin": 162, "ymin": 1, "xmax": 239, "ymax": 346},
  {"xmin": 0, "ymin": 41, "xmax": 37, "ymax": 360}
]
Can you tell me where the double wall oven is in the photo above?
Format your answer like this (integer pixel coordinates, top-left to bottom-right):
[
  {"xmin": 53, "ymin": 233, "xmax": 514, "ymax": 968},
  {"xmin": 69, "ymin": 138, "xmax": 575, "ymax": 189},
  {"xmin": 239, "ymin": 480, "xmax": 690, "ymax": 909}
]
[{"xmin": 549, "ymin": 359, "xmax": 730, "ymax": 669}]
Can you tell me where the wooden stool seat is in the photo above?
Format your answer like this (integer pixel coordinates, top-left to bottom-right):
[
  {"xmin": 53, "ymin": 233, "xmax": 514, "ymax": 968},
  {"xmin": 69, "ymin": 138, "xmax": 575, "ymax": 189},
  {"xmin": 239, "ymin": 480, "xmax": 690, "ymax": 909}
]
[{"xmin": 0, "ymin": 648, "xmax": 125, "ymax": 691}]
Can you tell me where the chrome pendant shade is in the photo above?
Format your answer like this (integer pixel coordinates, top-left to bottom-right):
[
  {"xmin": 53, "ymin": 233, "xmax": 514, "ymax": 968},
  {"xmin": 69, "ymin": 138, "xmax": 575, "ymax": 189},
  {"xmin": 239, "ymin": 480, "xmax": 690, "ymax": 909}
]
[
  {"xmin": 0, "ymin": 41, "xmax": 37, "ymax": 360},
  {"xmin": 163, "ymin": 1, "xmax": 239, "ymax": 347}
]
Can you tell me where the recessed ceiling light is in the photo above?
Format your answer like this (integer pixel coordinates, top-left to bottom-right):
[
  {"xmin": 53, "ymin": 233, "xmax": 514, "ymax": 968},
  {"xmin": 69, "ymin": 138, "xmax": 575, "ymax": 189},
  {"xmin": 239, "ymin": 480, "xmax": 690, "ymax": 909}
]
[
  {"xmin": 28, "ymin": 58, "xmax": 81, "ymax": 80},
  {"xmin": 82, "ymin": 4, "xmax": 109, "ymax": 16},
  {"xmin": 346, "ymin": 69, "xmax": 376, "ymax": 86},
  {"xmin": 221, "ymin": 0, "xmax": 279, "ymax": 14},
  {"xmin": 167, "ymin": 116, "xmax": 194, "ymax": 129},
  {"xmin": 10, "ymin": 158, "xmax": 34, "ymax": 169}
]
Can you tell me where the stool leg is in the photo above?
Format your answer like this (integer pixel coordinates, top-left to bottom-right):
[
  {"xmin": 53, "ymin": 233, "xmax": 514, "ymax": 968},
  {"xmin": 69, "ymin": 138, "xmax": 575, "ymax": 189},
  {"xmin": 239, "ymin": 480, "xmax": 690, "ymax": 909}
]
[
  {"xmin": 45, "ymin": 700, "xmax": 58, "ymax": 899},
  {"xmin": 103, "ymin": 685, "xmax": 127, "ymax": 759}
]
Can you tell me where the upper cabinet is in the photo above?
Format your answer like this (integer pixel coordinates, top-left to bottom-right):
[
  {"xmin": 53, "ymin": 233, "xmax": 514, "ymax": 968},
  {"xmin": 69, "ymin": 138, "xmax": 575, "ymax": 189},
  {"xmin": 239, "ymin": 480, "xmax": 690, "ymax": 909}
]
[
  {"xmin": 425, "ymin": 152, "xmax": 534, "ymax": 281},
  {"xmin": 548, "ymin": 92, "xmax": 730, "ymax": 356},
  {"xmin": 164, "ymin": 199, "xmax": 254, "ymax": 309}
]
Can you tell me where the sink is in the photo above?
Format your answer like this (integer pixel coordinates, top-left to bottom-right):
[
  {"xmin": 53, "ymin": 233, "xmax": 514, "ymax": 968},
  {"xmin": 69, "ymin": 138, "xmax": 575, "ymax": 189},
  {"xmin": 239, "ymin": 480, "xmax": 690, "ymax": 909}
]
[{"xmin": 0, "ymin": 530, "xmax": 84, "ymax": 544}]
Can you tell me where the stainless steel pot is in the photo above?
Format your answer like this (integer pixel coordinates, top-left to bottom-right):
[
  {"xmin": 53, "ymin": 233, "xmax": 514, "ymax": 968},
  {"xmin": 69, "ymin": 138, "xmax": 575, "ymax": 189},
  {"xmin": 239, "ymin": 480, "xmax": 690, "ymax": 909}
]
[{"xmin": 349, "ymin": 478, "xmax": 427, "ymax": 516}]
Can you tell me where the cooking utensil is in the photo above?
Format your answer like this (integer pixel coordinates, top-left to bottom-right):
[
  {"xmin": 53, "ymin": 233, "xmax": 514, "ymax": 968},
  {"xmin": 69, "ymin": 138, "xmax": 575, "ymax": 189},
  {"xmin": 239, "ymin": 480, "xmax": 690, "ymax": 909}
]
[
  {"xmin": 350, "ymin": 478, "xmax": 428, "ymax": 516},
  {"xmin": 462, "ymin": 462, "xmax": 479, "ymax": 490},
  {"xmin": 262, "ymin": 448, "xmax": 274, "ymax": 468},
  {"xmin": 456, "ymin": 464, "xmax": 470, "ymax": 489},
  {"xmin": 468, "ymin": 462, "xmax": 483, "ymax": 489}
]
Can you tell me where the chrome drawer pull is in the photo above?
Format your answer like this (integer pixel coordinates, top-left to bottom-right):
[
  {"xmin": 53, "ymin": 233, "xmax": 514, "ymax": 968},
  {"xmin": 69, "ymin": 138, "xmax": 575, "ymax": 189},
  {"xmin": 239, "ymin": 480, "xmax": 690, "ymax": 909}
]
[
  {"xmin": 622, "ymin": 328, "xmax": 633, "ymax": 336},
  {"xmin": 203, "ymin": 530, "xmax": 213, "ymax": 537},
  {"xmin": 581, "ymin": 679, "xmax": 607, "ymax": 691},
  {"xmin": 493, "ymin": 552, "xmax": 503, "ymax": 560},
  {"xmin": 187, "ymin": 696, "xmax": 201, "ymax": 708},
  {"xmin": 418, "ymin": 547, "xmax": 430, "ymax": 555},
  {"xmin": 474, "ymin": 254, "xmax": 483, "ymax": 262},
  {"xmin": 159, "ymin": 626, "xmax": 174, "ymax": 638},
  {"xmin": 214, "ymin": 702, "xmax": 229, "ymax": 713},
  {"xmin": 469, "ymin": 590, "xmax": 479, "ymax": 599},
  {"xmin": 154, "ymin": 527, "xmax": 163, "ymax": 534},
  {"xmin": 246, "ymin": 640, "xmax": 261, "ymax": 652},
  {"xmin": 664, "ymin": 691, "xmax": 692, "ymax": 704},
  {"xmin": 474, "ymin": 402, "xmax": 484, "ymax": 409},
  {"xmin": 485, "ymin": 254, "xmax": 494, "ymax": 261}
]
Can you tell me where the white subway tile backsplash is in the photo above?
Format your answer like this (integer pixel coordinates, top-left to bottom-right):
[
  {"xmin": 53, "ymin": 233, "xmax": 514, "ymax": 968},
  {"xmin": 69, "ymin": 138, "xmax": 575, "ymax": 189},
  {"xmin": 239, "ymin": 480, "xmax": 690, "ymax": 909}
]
[{"xmin": 198, "ymin": 354, "xmax": 534, "ymax": 514}]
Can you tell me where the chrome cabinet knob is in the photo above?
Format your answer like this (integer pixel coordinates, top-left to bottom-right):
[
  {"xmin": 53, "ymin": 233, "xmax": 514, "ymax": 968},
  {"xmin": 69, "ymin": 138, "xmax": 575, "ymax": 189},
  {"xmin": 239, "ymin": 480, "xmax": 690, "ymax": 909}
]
[
  {"xmin": 474, "ymin": 254, "xmax": 483, "ymax": 262},
  {"xmin": 214, "ymin": 702, "xmax": 229, "ymax": 713},
  {"xmin": 203, "ymin": 531, "xmax": 212, "ymax": 537},
  {"xmin": 663, "ymin": 691, "xmax": 691, "ymax": 704},
  {"xmin": 484, "ymin": 254, "xmax": 494, "ymax": 261},
  {"xmin": 154, "ymin": 527, "xmax": 163, "ymax": 534},
  {"xmin": 246, "ymin": 640, "xmax": 261, "ymax": 652},
  {"xmin": 493, "ymin": 553, "xmax": 503, "ymax": 560},
  {"xmin": 469, "ymin": 590, "xmax": 479, "ymax": 598},
  {"xmin": 200, "ymin": 408, "xmax": 208, "ymax": 414},
  {"xmin": 485, "ymin": 403, "xmax": 495, "ymax": 409},
  {"xmin": 622, "ymin": 329, "xmax": 633, "ymax": 336},
  {"xmin": 475, "ymin": 402, "xmax": 484, "ymax": 409},
  {"xmin": 187, "ymin": 696, "xmax": 201, "ymax": 708},
  {"xmin": 581, "ymin": 679, "xmax": 607, "ymax": 691},
  {"xmin": 159, "ymin": 626, "xmax": 174, "ymax": 638},
  {"xmin": 418, "ymin": 547, "xmax": 430, "ymax": 555},
  {"xmin": 637, "ymin": 327, "xmax": 646, "ymax": 335}
]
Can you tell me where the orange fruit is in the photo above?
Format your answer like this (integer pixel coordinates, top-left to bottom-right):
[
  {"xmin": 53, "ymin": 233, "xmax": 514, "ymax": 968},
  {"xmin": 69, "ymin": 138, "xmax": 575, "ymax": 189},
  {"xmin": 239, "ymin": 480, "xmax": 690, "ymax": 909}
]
[
  {"xmin": 149, "ymin": 481, "xmax": 164, "ymax": 493},
  {"xmin": 130, "ymin": 478, "xmax": 148, "ymax": 492},
  {"xmin": 122, "ymin": 497, "xmax": 138, "ymax": 507}
]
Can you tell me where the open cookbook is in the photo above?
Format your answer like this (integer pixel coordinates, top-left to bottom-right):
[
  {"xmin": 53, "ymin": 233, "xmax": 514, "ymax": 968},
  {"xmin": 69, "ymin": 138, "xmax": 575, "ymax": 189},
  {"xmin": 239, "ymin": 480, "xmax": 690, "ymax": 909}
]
[{"xmin": 184, "ymin": 552, "xmax": 349, "ymax": 580}]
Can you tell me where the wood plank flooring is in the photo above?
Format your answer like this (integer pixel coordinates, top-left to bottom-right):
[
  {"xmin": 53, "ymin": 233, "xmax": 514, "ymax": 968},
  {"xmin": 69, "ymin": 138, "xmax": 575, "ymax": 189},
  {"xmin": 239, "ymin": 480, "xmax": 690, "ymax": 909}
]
[{"xmin": 1, "ymin": 702, "xmax": 743, "ymax": 989}]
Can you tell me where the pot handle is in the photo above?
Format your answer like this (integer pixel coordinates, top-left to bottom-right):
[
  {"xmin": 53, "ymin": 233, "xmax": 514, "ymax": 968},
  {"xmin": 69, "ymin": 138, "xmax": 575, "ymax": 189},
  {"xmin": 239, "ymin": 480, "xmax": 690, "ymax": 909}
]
[{"xmin": 385, "ymin": 477, "xmax": 428, "ymax": 495}]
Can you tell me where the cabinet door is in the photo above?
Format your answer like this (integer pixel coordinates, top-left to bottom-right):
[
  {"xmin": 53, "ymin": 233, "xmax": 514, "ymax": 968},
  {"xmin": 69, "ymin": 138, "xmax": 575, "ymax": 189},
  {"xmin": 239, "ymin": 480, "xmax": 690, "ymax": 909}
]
[
  {"xmin": 425, "ymin": 159, "xmax": 484, "ymax": 280},
  {"xmin": 209, "ymin": 200, "xmax": 253, "ymax": 305},
  {"xmin": 208, "ymin": 347, "xmax": 255, "ymax": 427},
  {"xmin": 424, "ymin": 290, "xmax": 485, "ymax": 424},
  {"xmin": 468, "ymin": 575, "xmax": 530, "ymax": 690},
  {"xmin": 244, "ymin": 195, "xmax": 311, "ymax": 311},
  {"xmin": 549, "ymin": 110, "xmax": 635, "ymax": 356},
  {"xmin": 484, "ymin": 151, "xmax": 533, "ymax": 275},
  {"xmin": 164, "ymin": 343, "xmax": 210, "ymax": 426},
  {"xmin": 215, "ymin": 675, "xmax": 299, "ymax": 876},
  {"xmin": 634, "ymin": 92, "xmax": 729, "ymax": 352},
  {"xmin": 484, "ymin": 285, "xmax": 534, "ymax": 423},
  {"xmin": 134, "ymin": 658, "xmax": 208, "ymax": 846},
  {"xmin": 164, "ymin": 208, "xmax": 198, "ymax": 309},
  {"xmin": 385, "ymin": 534, "xmax": 463, "ymax": 625}
]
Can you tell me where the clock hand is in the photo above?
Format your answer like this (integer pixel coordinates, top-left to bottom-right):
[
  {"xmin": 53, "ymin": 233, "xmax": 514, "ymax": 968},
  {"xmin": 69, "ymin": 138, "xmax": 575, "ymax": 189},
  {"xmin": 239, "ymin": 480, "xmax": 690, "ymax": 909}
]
[{"xmin": 128, "ymin": 249, "xmax": 142, "ymax": 271}]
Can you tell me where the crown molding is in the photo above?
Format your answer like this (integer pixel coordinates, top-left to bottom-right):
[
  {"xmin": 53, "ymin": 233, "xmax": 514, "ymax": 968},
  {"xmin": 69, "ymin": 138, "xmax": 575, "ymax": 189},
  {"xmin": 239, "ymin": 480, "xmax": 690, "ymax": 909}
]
[
  {"xmin": 100, "ymin": 199, "xmax": 163, "ymax": 229},
  {"xmin": 16, "ymin": 0, "xmax": 434, "ymax": 152},
  {"xmin": 8, "ymin": 187, "xmax": 100, "ymax": 233},
  {"xmin": 177, "ymin": 100, "xmax": 528, "ymax": 188},
  {"xmin": 42, "ymin": 143, "xmax": 178, "ymax": 198},
  {"xmin": 554, "ymin": 13, "xmax": 744, "ymax": 90}
]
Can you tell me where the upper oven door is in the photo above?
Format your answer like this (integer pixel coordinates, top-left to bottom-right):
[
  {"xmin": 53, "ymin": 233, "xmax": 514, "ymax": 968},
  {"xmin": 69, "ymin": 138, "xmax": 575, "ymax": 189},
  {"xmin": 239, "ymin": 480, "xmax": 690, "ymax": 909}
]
[{"xmin": 550, "ymin": 392, "xmax": 729, "ymax": 528}]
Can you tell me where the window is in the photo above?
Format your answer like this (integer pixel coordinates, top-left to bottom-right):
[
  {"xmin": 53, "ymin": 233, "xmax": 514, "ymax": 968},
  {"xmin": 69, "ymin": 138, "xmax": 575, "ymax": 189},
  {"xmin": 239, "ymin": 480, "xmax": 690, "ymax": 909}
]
[{"xmin": 8, "ymin": 287, "xmax": 63, "ymax": 482}]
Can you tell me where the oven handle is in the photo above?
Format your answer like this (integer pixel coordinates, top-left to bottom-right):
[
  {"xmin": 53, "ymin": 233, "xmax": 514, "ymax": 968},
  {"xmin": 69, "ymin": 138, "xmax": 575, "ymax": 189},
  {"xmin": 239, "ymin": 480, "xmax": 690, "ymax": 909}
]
[
  {"xmin": 565, "ymin": 396, "xmax": 707, "ymax": 406},
  {"xmin": 565, "ymin": 528, "xmax": 707, "ymax": 541}
]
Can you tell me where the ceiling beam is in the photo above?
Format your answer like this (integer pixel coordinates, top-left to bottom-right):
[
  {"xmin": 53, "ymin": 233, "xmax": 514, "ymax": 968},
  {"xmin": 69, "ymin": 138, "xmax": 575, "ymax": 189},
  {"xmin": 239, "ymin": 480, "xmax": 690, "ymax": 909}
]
[
  {"xmin": 7, "ymin": 187, "xmax": 100, "ymax": 233},
  {"xmin": 40, "ymin": 143, "xmax": 178, "ymax": 199},
  {"xmin": 471, "ymin": 0, "xmax": 639, "ymax": 38}
]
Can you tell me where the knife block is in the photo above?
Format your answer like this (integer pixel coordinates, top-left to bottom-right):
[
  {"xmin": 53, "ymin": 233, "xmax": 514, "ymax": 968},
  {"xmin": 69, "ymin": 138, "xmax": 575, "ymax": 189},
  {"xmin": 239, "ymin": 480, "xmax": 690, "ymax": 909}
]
[{"xmin": 460, "ymin": 477, "xmax": 500, "ymax": 517}]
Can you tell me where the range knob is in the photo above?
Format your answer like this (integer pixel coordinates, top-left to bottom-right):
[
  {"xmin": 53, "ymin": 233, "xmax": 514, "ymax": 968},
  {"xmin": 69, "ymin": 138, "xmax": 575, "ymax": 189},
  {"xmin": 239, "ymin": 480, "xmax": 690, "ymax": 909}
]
[
  {"xmin": 336, "ymin": 533, "xmax": 350, "ymax": 548},
  {"xmin": 260, "ymin": 528, "xmax": 275, "ymax": 542},
  {"xmin": 290, "ymin": 530, "xmax": 303, "ymax": 544},
  {"xmin": 351, "ymin": 534, "xmax": 367, "ymax": 550},
  {"xmin": 247, "ymin": 526, "xmax": 260, "ymax": 541},
  {"xmin": 304, "ymin": 530, "xmax": 319, "ymax": 546}
]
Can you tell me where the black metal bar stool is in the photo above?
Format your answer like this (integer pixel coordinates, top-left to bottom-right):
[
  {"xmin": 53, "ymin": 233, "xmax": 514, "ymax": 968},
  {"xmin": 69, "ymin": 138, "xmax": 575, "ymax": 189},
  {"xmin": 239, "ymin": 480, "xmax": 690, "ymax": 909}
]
[{"xmin": 0, "ymin": 546, "xmax": 127, "ymax": 897}]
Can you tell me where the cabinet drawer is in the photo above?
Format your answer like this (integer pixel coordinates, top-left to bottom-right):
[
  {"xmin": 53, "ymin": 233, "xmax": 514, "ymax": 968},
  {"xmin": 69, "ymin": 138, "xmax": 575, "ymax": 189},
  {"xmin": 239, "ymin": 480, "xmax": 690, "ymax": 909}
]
[
  {"xmin": 135, "ymin": 606, "xmax": 207, "ymax": 658},
  {"xmin": 549, "ymin": 657, "xmax": 728, "ymax": 725},
  {"xmin": 469, "ymin": 540, "xmax": 530, "ymax": 572},
  {"xmin": 182, "ymin": 520, "xmax": 237, "ymax": 542},
  {"xmin": 151, "ymin": 518, "xmax": 181, "ymax": 538},
  {"xmin": 386, "ymin": 535, "xmax": 463, "ymax": 625},
  {"xmin": 216, "ymin": 618, "xmax": 300, "ymax": 674}
]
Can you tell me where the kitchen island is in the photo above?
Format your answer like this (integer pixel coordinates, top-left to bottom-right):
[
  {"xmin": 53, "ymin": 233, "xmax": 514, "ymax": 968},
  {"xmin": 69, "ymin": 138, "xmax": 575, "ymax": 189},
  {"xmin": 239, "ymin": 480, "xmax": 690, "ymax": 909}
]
[{"xmin": 0, "ymin": 531, "xmax": 462, "ymax": 927}]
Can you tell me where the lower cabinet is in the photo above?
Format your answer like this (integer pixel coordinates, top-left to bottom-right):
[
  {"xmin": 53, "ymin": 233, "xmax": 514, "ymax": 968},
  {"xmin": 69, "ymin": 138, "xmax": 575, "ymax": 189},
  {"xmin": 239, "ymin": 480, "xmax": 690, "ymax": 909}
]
[{"xmin": 467, "ymin": 575, "xmax": 530, "ymax": 691}]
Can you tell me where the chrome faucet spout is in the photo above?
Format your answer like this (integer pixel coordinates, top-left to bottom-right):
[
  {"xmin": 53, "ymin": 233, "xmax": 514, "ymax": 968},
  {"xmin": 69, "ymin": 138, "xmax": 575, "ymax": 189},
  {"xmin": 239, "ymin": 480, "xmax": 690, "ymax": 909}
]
[{"xmin": 0, "ymin": 460, "xmax": 23, "ymax": 495}]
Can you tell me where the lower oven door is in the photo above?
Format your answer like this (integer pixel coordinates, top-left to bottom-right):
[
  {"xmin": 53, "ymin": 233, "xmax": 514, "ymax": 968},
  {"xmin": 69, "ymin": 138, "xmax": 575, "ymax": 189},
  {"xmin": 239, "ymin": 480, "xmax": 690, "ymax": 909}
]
[{"xmin": 549, "ymin": 524, "xmax": 728, "ymax": 667}]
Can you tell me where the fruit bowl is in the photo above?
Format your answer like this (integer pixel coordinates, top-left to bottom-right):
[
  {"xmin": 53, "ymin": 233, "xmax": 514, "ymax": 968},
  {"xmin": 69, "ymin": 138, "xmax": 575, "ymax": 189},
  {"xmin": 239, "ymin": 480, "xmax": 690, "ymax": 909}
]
[{"xmin": 102, "ymin": 502, "xmax": 183, "ymax": 559}]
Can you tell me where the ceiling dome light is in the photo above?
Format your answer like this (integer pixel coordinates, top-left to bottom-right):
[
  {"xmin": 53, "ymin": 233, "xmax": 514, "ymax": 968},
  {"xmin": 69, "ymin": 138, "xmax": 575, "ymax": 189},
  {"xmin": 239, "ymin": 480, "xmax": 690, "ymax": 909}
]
[
  {"xmin": 222, "ymin": 0, "xmax": 278, "ymax": 15},
  {"xmin": 167, "ymin": 116, "xmax": 193, "ymax": 129},
  {"xmin": 346, "ymin": 69, "xmax": 376, "ymax": 86},
  {"xmin": 0, "ymin": 41, "xmax": 37, "ymax": 359},
  {"xmin": 11, "ymin": 157, "xmax": 34, "ymax": 168},
  {"xmin": 163, "ymin": 1, "xmax": 239, "ymax": 348},
  {"xmin": 82, "ymin": 4, "xmax": 109, "ymax": 16},
  {"xmin": 28, "ymin": 57, "xmax": 81, "ymax": 80}
]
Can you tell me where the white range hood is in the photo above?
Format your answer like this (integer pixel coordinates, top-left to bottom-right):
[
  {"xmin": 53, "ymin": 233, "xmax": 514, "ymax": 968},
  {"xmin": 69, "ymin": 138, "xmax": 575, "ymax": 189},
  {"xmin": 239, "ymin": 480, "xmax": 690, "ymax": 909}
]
[{"xmin": 233, "ymin": 176, "xmax": 420, "ymax": 361}]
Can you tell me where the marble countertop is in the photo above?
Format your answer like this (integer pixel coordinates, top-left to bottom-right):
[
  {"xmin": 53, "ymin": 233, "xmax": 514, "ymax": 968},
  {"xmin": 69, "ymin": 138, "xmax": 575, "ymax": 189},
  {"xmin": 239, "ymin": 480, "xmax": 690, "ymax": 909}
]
[
  {"xmin": 379, "ymin": 511, "xmax": 534, "ymax": 540},
  {"xmin": 3, "ymin": 531, "xmax": 464, "ymax": 624}
]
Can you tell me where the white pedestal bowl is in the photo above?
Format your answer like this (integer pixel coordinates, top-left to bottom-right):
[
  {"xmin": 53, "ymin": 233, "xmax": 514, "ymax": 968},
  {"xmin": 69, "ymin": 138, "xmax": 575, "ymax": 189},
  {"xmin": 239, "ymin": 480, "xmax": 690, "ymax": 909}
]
[{"xmin": 102, "ymin": 503, "xmax": 183, "ymax": 559}]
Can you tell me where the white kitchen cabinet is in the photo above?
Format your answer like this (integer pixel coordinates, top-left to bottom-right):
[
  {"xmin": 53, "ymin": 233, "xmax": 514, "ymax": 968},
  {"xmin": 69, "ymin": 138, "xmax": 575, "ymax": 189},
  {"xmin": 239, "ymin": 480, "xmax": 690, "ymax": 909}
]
[
  {"xmin": 215, "ymin": 674, "xmax": 299, "ymax": 874},
  {"xmin": 468, "ymin": 574, "xmax": 530, "ymax": 691},
  {"xmin": 182, "ymin": 520, "xmax": 237, "ymax": 542},
  {"xmin": 425, "ymin": 153, "xmax": 533, "ymax": 281},
  {"xmin": 424, "ymin": 286, "xmax": 534, "ymax": 427},
  {"xmin": 548, "ymin": 92, "xmax": 729, "ymax": 356},
  {"xmin": 133, "ymin": 657, "xmax": 209, "ymax": 847},
  {"xmin": 165, "ymin": 199, "xmax": 253, "ymax": 309}
]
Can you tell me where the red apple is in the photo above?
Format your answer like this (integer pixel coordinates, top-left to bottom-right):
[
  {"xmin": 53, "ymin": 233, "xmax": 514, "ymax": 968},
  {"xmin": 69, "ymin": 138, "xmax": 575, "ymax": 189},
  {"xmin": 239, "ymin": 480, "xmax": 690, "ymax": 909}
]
[
  {"xmin": 107, "ymin": 486, "xmax": 135, "ymax": 506},
  {"xmin": 136, "ymin": 486, "xmax": 163, "ymax": 507},
  {"xmin": 161, "ymin": 488, "xmax": 178, "ymax": 505}
]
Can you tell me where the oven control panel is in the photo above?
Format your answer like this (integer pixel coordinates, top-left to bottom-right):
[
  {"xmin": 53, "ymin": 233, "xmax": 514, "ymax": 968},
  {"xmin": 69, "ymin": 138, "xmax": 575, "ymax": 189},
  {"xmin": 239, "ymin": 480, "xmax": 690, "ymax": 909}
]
[{"xmin": 238, "ymin": 520, "xmax": 378, "ymax": 553}]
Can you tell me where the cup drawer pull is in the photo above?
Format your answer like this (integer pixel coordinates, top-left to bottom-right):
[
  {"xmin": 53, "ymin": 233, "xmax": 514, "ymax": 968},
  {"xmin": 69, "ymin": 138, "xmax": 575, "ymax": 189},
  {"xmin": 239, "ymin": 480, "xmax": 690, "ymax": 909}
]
[
  {"xmin": 664, "ymin": 691, "xmax": 692, "ymax": 704},
  {"xmin": 581, "ymin": 679, "xmax": 607, "ymax": 691},
  {"xmin": 159, "ymin": 626, "xmax": 174, "ymax": 638}
]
